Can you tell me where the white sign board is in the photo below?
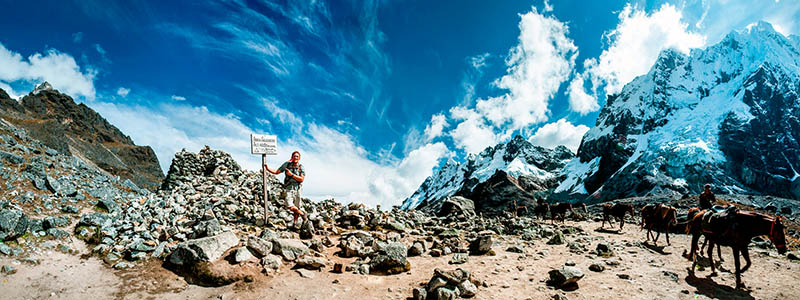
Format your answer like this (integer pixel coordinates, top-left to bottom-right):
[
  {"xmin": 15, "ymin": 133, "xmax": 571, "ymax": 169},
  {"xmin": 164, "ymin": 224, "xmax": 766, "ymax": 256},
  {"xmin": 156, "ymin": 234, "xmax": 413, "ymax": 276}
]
[{"xmin": 251, "ymin": 134, "xmax": 278, "ymax": 155}]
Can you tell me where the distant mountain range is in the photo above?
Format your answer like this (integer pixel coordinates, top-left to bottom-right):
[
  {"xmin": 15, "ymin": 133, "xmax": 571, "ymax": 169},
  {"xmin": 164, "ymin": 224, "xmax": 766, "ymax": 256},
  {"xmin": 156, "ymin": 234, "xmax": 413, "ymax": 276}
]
[
  {"xmin": 0, "ymin": 82, "xmax": 163, "ymax": 190},
  {"xmin": 403, "ymin": 21, "xmax": 800, "ymax": 211}
]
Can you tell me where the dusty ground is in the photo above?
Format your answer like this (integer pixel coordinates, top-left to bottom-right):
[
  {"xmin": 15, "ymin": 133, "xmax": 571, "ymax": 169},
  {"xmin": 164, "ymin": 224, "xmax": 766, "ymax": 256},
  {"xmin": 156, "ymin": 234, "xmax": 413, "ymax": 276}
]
[{"xmin": 2, "ymin": 220, "xmax": 798, "ymax": 300}]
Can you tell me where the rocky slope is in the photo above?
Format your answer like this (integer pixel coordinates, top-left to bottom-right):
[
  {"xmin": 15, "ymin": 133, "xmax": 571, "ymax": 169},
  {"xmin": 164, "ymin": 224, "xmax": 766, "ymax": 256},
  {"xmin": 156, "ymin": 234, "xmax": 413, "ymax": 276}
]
[
  {"xmin": 401, "ymin": 135, "xmax": 574, "ymax": 212},
  {"xmin": 557, "ymin": 21, "xmax": 800, "ymax": 201},
  {"xmin": 0, "ymin": 82, "xmax": 163, "ymax": 190}
]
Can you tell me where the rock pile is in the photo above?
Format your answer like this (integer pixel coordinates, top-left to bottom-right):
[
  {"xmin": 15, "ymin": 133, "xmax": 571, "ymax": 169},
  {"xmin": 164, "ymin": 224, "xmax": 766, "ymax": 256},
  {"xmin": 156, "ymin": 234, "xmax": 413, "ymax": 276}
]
[{"xmin": 413, "ymin": 268, "xmax": 479, "ymax": 299}]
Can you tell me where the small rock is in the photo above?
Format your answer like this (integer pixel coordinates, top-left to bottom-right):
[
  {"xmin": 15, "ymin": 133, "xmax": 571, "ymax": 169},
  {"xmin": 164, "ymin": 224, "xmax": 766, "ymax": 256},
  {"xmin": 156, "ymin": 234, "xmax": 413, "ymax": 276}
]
[
  {"xmin": 547, "ymin": 232, "xmax": 565, "ymax": 245},
  {"xmin": 565, "ymin": 260, "xmax": 576, "ymax": 266},
  {"xmin": 1, "ymin": 265, "xmax": 16, "ymax": 274},
  {"xmin": 296, "ymin": 269, "xmax": 316, "ymax": 278},
  {"xmin": 617, "ymin": 273, "xmax": 630, "ymax": 280},
  {"xmin": 588, "ymin": 263, "xmax": 605, "ymax": 272},
  {"xmin": 233, "ymin": 247, "xmax": 256, "ymax": 263},
  {"xmin": 449, "ymin": 253, "xmax": 468, "ymax": 265},
  {"xmin": 547, "ymin": 266, "xmax": 584, "ymax": 290}
]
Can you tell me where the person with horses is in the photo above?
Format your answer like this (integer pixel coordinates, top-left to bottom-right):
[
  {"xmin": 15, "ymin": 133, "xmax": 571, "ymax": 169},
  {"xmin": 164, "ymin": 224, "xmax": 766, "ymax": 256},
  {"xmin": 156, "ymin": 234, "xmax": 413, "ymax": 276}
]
[
  {"xmin": 699, "ymin": 183, "xmax": 716, "ymax": 210},
  {"xmin": 264, "ymin": 151, "xmax": 306, "ymax": 228}
]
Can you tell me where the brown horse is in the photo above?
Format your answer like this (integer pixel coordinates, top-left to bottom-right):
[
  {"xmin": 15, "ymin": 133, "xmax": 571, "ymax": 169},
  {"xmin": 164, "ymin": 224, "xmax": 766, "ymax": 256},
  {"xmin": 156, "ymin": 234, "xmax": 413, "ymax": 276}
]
[
  {"xmin": 640, "ymin": 204, "xmax": 677, "ymax": 245},
  {"xmin": 687, "ymin": 208, "xmax": 787, "ymax": 289},
  {"xmin": 601, "ymin": 203, "xmax": 635, "ymax": 230},
  {"xmin": 550, "ymin": 202, "xmax": 573, "ymax": 224}
]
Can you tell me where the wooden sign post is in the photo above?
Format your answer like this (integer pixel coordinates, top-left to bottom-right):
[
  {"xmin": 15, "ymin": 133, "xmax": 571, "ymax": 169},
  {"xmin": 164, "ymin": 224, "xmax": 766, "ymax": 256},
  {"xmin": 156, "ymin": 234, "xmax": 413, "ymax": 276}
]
[{"xmin": 251, "ymin": 134, "xmax": 278, "ymax": 224}]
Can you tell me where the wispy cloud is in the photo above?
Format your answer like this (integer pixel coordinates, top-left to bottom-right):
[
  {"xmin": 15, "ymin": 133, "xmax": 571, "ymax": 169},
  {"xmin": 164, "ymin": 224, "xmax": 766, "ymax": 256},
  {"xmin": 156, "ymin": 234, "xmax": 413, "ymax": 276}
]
[
  {"xmin": 72, "ymin": 32, "xmax": 84, "ymax": 43},
  {"xmin": 116, "ymin": 87, "xmax": 130, "ymax": 97},
  {"xmin": 170, "ymin": 95, "xmax": 186, "ymax": 101}
]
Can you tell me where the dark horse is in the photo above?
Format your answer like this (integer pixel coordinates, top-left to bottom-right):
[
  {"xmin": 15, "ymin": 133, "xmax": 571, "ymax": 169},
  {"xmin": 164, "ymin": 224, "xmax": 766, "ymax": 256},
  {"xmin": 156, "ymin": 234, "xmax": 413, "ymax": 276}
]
[
  {"xmin": 533, "ymin": 202, "xmax": 549, "ymax": 220},
  {"xmin": 686, "ymin": 208, "xmax": 723, "ymax": 262},
  {"xmin": 601, "ymin": 203, "xmax": 635, "ymax": 230},
  {"xmin": 686, "ymin": 208, "xmax": 787, "ymax": 289},
  {"xmin": 550, "ymin": 202, "xmax": 573, "ymax": 224},
  {"xmin": 640, "ymin": 204, "xmax": 677, "ymax": 246}
]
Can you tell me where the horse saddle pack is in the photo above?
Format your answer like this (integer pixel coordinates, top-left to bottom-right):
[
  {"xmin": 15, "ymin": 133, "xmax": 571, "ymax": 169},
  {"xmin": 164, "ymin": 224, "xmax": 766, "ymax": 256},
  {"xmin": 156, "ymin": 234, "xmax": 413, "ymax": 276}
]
[{"xmin": 701, "ymin": 206, "xmax": 738, "ymax": 236}]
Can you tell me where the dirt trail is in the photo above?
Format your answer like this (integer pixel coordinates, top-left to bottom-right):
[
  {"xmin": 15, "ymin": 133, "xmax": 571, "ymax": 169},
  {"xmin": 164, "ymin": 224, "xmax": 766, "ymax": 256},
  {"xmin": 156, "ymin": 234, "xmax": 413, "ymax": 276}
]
[{"xmin": 2, "ymin": 220, "xmax": 798, "ymax": 300}]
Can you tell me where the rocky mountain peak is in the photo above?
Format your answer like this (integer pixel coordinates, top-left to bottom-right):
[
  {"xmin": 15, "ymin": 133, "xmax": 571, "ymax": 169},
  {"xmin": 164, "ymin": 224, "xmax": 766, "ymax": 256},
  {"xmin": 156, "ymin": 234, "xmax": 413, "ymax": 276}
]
[
  {"xmin": 0, "ymin": 84, "xmax": 164, "ymax": 190},
  {"xmin": 558, "ymin": 21, "xmax": 800, "ymax": 201},
  {"xmin": 31, "ymin": 81, "xmax": 54, "ymax": 95}
]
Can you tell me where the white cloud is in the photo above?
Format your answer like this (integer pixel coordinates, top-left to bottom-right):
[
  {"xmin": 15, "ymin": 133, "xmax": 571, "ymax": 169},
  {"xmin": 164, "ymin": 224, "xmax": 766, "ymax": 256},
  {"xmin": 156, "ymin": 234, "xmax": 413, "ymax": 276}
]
[
  {"xmin": 91, "ymin": 96, "xmax": 447, "ymax": 209},
  {"xmin": 448, "ymin": 7, "xmax": 577, "ymax": 153},
  {"xmin": 116, "ymin": 87, "xmax": 130, "ymax": 97},
  {"xmin": 528, "ymin": 119, "xmax": 589, "ymax": 153},
  {"xmin": 566, "ymin": 74, "xmax": 599, "ymax": 115},
  {"xmin": 423, "ymin": 114, "xmax": 449, "ymax": 141},
  {"xmin": 0, "ymin": 43, "xmax": 97, "ymax": 100},
  {"xmin": 449, "ymin": 106, "xmax": 500, "ymax": 154},
  {"xmin": 543, "ymin": 0, "xmax": 553, "ymax": 12},
  {"xmin": 0, "ymin": 82, "xmax": 19, "ymax": 100},
  {"xmin": 171, "ymin": 95, "xmax": 186, "ymax": 101},
  {"xmin": 584, "ymin": 4, "xmax": 706, "ymax": 95}
]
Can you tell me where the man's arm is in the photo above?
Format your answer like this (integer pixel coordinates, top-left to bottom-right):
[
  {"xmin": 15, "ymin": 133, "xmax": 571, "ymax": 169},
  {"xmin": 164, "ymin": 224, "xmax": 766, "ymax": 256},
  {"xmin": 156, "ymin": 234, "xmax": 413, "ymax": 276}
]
[
  {"xmin": 264, "ymin": 163, "xmax": 282, "ymax": 175},
  {"xmin": 285, "ymin": 169, "xmax": 304, "ymax": 183}
]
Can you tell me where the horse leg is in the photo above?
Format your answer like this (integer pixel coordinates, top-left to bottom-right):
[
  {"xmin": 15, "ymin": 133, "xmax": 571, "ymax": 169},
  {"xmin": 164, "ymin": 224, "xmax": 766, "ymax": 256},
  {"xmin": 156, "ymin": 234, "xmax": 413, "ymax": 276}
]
[
  {"xmin": 717, "ymin": 243, "xmax": 724, "ymax": 262},
  {"xmin": 740, "ymin": 247, "xmax": 751, "ymax": 273},
  {"xmin": 733, "ymin": 247, "xmax": 744, "ymax": 289},
  {"xmin": 620, "ymin": 217, "xmax": 625, "ymax": 231},
  {"xmin": 601, "ymin": 216, "xmax": 606, "ymax": 228},
  {"xmin": 654, "ymin": 230, "xmax": 661, "ymax": 246},
  {"xmin": 689, "ymin": 234, "xmax": 700, "ymax": 263},
  {"xmin": 665, "ymin": 223, "xmax": 671, "ymax": 246},
  {"xmin": 708, "ymin": 240, "xmax": 717, "ymax": 277},
  {"xmin": 700, "ymin": 237, "xmax": 707, "ymax": 253}
]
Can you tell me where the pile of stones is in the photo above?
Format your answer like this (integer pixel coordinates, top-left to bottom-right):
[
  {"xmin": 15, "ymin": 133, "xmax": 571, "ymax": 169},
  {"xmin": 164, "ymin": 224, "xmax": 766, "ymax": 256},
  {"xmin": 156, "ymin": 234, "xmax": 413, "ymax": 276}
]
[{"xmin": 412, "ymin": 268, "xmax": 480, "ymax": 299}]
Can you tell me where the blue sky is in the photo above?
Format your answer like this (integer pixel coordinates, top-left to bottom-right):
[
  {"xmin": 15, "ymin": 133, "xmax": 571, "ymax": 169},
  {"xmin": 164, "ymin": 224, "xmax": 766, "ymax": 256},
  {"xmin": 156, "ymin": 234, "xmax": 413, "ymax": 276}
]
[{"xmin": 1, "ymin": 0, "xmax": 799, "ymax": 207}]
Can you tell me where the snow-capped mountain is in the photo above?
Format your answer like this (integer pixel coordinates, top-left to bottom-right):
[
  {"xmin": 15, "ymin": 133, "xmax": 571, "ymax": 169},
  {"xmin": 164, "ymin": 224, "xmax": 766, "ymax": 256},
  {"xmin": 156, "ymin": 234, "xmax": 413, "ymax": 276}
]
[
  {"xmin": 558, "ymin": 21, "xmax": 800, "ymax": 201},
  {"xmin": 401, "ymin": 135, "xmax": 574, "ymax": 210}
]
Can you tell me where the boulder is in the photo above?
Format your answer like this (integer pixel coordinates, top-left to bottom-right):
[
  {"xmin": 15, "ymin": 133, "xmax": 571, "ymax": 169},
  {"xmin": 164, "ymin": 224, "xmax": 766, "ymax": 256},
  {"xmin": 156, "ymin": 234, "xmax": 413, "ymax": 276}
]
[
  {"xmin": 370, "ymin": 242, "xmax": 410, "ymax": 275},
  {"xmin": 547, "ymin": 232, "xmax": 565, "ymax": 245},
  {"xmin": 247, "ymin": 236, "xmax": 273, "ymax": 257},
  {"xmin": 0, "ymin": 209, "xmax": 28, "ymax": 241},
  {"xmin": 233, "ymin": 247, "xmax": 256, "ymax": 263},
  {"xmin": 168, "ymin": 231, "xmax": 239, "ymax": 266},
  {"xmin": 271, "ymin": 239, "xmax": 310, "ymax": 261},
  {"xmin": 547, "ymin": 266, "xmax": 584, "ymax": 290},
  {"xmin": 295, "ymin": 256, "xmax": 327, "ymax": 270},
  {"xmin": 438, "ymin": 196, "xmax": 475, "ymax": 217},
  {"xmin": 408, "ymin": 240, "xmax": 426, "ymax": 257},
  {"xmin": 261, "ymin": 254, "xmax": 282, "ymax": 272}
]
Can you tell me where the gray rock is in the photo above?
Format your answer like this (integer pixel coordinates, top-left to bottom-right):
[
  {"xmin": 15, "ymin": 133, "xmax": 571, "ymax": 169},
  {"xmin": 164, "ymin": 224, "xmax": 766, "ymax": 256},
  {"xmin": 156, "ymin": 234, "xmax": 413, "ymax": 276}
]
[
  {"xmin": 547, "ymin": 266, "xmax": 584, "ymax": 290},
  {"xmin": 271, "ymin": 239, "xmax": 310, "ymax": 261},
  {"xmin": 506, "ymin": 244, "xmax": 525, "ymax": 253},
  {"xmin": 438, "ymin": 196, "xmax": 476, "ymax": 217},
  {"xmin": 168, "ymin": 231, "xmax": 239, "ymax": 266},
  {"xmin": 60, "ymin": 205, "xmax": 79, "ymax": 214},
  {"xmin": 0, "ymin": 209, "xmax": 28, "ymax": 241},
  {"xmin": 46, "ymin": 176, "xmax": 77, "ymax": 197},
  {"xmin": 457, "ymin": 279, "xmax": 478, "ymax": 298},
  {"xmin": 46, "ymin": 228, "xmax": 69, "ymax": 238},
  {"xmin": 0, "ymin": 150, "xmax": 23, "ymax": 165},
  {"xmin": 261, "ymin": 254, "xmax": 282, "ymax": 271},
  {"xmin": 408, "ymin": 241, "xmax": 426, "ymax": 257},
  {"xmin": 1, "ymin": 265, "xmax": 16, "ymax": 274},
  {"xmin": 547, "ymin": 232, "xmax": 565, "ymax": 245},
  {"xmin": 296, "ymin": 269, "xmax": 316, "ymax": 278},
  {"xmin": 299, "ymin": 219, "xmax": 315, "ymax": 240},
  {"xmin": 596, "ymin": 242, "xmax": 612, "ymax": 256},
  {"xmin": 449, "ymin": 253, "xmax": 468, "ymax": 265},
  {"xmin": 247, "ymin": 236, "xmax": 273, "ymax": 257},
  {"xmin": 370, "ymin": 242, "xmax": 410, "ymax": 275},
  {"xmin": 97, "ymin": 198, "xmax": 120, "ymax": 213},
  {"xmin": 412, "ymin": 287, "xmax": 427, "ymax": 300},
  {"xmin": 42, "ymin": 216, "xmax": 69, "ymax": 229},
  {"xmin": 233, "ymin": 247, "xmax": 256, "ymax": 263},
  {"xmin": 433, "ymin": 287, "xmax": 457, "ymax": 300},
  {"xmin": 0, "ymin": 243, "xmax": 11, "ymax": 255},
  {"xmin": 295, "ymin": 256, "xmax": 327, "ymax": 270}
]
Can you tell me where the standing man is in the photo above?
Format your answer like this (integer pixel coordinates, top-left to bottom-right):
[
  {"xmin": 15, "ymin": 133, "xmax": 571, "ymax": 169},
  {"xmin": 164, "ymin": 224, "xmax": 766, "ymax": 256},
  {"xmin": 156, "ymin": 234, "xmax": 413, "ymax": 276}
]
[
  {"xmin": 265, "ymin": 151, "xmax": 306, "ymax": 228},
  {"xmin": 698, "ymin": 183, "xmax": 715, "ymax": 210}
]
